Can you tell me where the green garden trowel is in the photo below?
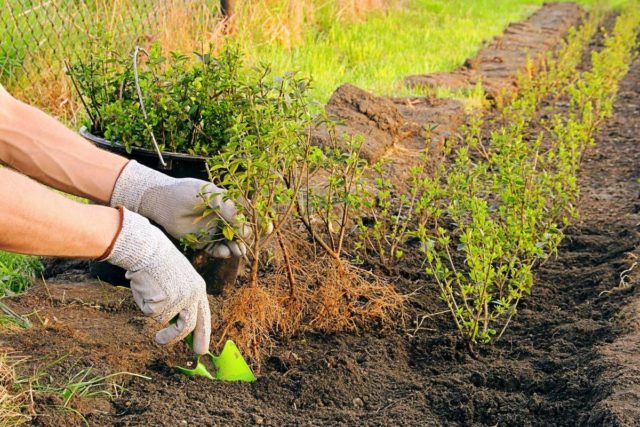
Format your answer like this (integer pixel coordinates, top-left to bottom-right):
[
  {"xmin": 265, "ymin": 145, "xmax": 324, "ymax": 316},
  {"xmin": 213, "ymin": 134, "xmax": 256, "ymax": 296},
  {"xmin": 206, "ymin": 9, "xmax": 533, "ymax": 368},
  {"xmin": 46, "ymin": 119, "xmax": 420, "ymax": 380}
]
[{"xmin": 174, "ymin": 330, "xmax": 256, "ymax": 382}]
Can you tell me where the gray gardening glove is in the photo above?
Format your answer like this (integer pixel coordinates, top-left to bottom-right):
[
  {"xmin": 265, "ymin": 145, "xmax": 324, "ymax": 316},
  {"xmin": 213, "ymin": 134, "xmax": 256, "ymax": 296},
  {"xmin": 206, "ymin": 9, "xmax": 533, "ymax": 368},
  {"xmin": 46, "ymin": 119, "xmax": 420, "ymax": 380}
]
[
  {"xmin": 110, "ymin": 161, "xmax": 248, "ymax": 259},
  {"xmin": 102, "ymin": 208, "xmax": 211, "ymax": 354}
]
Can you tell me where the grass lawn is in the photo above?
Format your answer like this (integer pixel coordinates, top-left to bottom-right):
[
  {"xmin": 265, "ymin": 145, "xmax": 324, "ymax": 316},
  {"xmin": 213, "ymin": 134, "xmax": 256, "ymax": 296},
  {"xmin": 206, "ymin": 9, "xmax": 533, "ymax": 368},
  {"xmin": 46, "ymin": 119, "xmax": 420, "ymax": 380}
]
[{"xmin": 247, "ymin": 0, "xmax": 626, "ymax": 102}]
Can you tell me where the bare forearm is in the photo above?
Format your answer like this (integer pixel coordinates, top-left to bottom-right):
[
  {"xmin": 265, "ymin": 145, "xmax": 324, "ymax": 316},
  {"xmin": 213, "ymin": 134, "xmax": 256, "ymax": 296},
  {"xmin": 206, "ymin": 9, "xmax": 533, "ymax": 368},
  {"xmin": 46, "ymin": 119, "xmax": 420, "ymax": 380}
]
[
  {"xmin": 0, "ymin": 90, "xmax": 127, "ymax": 204},
  {"xmin": 0, "ymin": 168, "xmax": 120, "ymax": 258}
]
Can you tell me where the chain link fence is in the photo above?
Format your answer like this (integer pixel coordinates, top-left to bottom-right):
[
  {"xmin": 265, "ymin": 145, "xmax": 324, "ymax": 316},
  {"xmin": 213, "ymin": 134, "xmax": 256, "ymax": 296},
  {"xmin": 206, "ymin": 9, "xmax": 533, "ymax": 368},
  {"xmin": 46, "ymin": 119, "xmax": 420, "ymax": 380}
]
[
  {"xmin": 1, "ymin": 0, "xmax": 229, "ymax": 91},
  {"xmin": 2, "ymin": 1, "xmax": 147, "ymax": 82}
]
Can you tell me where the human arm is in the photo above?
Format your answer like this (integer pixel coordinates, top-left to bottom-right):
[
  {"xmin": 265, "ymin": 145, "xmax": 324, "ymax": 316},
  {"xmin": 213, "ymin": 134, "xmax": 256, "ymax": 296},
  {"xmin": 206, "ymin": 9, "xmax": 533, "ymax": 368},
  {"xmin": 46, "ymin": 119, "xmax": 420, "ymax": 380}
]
[
  {"xmin": 0, "ymin": 85, "xmax": 127, "ymax": 204},
  {"xmin": 0, "ymin": 168, "xmax": 211, "ymax": 353},
  {"xmin": 0, "ymin": 167, "xmax": 119, "ymax": 258}
]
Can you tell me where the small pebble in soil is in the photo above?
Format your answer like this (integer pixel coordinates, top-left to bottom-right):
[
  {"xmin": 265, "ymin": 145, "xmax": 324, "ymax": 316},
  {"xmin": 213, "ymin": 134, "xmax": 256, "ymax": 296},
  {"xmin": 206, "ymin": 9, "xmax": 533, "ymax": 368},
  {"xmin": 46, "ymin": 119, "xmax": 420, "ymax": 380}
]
[
  {"xmin": 353, "ymin": 397, "xmax": 365, "ymax": 408},
  {"xmin": 253, "ymin": 414, "xmax": 264, "ymax": 425}
]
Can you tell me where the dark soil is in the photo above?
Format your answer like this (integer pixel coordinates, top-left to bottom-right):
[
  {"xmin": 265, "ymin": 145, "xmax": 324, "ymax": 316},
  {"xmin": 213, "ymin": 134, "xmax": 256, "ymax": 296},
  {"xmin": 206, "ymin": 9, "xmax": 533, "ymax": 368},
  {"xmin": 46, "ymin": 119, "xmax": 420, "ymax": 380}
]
[{"xmin": 2, "ymin": 8, "xmax": 640, "ymax": 427}]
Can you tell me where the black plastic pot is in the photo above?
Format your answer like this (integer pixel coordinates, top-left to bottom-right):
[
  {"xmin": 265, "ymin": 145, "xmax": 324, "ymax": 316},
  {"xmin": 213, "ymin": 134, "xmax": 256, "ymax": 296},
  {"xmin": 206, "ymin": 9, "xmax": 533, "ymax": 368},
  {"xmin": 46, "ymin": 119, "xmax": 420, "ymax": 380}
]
[
  {"xmin": 80, "ymin": 127, "xmax": 239, "ymax": 295},
  {"xmin": 80, "ymin": 126, "xmax": 209, "ymax": 180}
]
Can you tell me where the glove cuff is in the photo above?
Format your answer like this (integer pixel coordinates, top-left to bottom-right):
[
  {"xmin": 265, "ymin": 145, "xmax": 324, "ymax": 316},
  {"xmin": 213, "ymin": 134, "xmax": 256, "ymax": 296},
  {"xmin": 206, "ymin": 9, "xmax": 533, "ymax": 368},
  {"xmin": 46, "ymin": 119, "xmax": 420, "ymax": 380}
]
[
  {"xmin": 109, "ymin": 160, "xmax": 173, "ymax": 212},
  {"xmin": 97, "ymin": 206, "xmax": 125, "ymax": 261},
  {"xmin": 101, "ymin": 207, "xmax": 162, "ymax": 272}
]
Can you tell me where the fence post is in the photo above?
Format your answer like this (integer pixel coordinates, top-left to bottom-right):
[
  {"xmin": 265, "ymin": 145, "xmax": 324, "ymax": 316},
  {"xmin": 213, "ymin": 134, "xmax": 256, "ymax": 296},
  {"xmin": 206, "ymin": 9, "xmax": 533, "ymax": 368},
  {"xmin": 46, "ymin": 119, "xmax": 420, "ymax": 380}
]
[{"xmin": 220, "ymin": 0, "xmax": 235, "ymax": 33}]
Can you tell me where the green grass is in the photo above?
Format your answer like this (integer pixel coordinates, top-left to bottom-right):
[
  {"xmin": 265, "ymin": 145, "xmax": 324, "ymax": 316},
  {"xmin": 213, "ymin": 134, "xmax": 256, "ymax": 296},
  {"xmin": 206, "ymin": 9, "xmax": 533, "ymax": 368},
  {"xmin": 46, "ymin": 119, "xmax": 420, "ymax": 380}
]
[
  {"xmin": 248, "ymin": 0, "xmax": 626, "ymax": 103},
  {"xmin": 0, "ymin": 0, "xmax": 29, "ymax": 80},
  {"xmin": 0, "ymin": 251, "xmax": 43, "ymax": 296}
]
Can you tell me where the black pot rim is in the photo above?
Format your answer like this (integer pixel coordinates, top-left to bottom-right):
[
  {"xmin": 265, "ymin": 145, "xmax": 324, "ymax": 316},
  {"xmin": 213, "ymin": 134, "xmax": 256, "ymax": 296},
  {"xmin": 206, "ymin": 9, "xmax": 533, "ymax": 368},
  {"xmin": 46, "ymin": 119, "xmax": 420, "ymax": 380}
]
[{"xmin": 79, "ymin": 126, "xmax": 207, "ymax": 163}]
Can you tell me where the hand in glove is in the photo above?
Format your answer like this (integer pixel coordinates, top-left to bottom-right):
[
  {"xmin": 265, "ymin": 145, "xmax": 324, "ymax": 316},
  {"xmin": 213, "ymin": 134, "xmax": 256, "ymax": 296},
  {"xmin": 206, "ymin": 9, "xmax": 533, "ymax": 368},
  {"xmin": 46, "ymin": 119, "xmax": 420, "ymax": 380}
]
[
  {"xmin": 102, "ymin": 208, "xmax": 211, "ymax": 354},
  {"xmin": 110, "ymin": 161, "xmax": 249, "ymax": 259}
]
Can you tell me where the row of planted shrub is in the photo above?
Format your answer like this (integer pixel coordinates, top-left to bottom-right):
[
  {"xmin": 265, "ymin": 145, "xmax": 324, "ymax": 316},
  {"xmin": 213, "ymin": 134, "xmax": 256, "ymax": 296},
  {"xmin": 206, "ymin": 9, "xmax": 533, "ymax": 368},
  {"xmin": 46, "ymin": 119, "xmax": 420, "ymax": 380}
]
[{"xmin": 411, "ymin": 5, "xmax": 640, "ymax": 344}]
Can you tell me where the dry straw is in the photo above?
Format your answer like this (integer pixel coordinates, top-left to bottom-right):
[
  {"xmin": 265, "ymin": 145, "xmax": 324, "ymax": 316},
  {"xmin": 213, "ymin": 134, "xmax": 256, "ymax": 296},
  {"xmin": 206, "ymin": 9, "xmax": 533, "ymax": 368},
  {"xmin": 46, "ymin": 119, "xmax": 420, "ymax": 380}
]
[{"xmin": 0, "ymin": 353, "xmax": 28, "ymax": 427}]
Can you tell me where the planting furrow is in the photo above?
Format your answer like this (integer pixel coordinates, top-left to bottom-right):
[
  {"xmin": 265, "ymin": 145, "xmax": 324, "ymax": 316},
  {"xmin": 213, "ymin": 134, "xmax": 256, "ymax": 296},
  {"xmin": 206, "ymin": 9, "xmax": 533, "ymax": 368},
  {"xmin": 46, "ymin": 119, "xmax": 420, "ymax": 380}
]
[
  {"xmin": 571, "ymin": 50, "xmax": 640, "ymax": 425},
  {"xmin": 420, "ymin": 4, "xmax": 638, "ymax": 346}
]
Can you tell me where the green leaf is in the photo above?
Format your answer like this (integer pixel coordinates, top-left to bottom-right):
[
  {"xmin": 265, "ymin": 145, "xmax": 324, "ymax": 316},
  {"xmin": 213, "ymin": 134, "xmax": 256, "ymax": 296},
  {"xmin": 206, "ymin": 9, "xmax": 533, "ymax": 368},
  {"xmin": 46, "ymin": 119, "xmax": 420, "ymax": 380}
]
[{"xmin": 222, "ymin": 225, "xmax": 235, "ymax": 241}]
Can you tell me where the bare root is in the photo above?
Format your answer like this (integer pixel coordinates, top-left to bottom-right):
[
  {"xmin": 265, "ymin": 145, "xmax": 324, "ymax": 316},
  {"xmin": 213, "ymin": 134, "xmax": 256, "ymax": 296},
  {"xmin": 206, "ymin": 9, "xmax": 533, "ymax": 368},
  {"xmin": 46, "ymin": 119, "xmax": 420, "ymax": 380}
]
[{"xmin": 214, "ymin": 239, "xmax": 406, "ymax": 368}]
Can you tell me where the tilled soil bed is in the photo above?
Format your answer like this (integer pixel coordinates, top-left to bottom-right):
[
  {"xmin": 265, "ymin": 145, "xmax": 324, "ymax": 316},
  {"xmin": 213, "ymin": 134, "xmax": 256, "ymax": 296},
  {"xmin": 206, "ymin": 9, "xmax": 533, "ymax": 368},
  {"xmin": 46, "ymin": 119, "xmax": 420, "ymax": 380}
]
[{"xmin": 2, "ymin": 12, "xmax": 640, "ymax": 427}]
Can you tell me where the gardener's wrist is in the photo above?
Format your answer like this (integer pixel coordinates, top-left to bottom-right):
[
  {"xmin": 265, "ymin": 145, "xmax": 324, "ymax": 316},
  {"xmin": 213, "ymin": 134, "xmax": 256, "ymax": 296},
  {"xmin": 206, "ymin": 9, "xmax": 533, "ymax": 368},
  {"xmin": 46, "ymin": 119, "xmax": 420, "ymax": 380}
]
[
  {"xmin": 76, "ymin": 204, "xmax": 122, "ymax": 260},
  {"xmin": 97, "ymin": 206, "xmax": 125, "ymax": 261},
  {"xmin": 109, "ymin": 160, "xmax": 174, "ymax": 216},
  {"xmin": 100, "ymin": 207, "xmax": 158, "ymax": 270}
]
